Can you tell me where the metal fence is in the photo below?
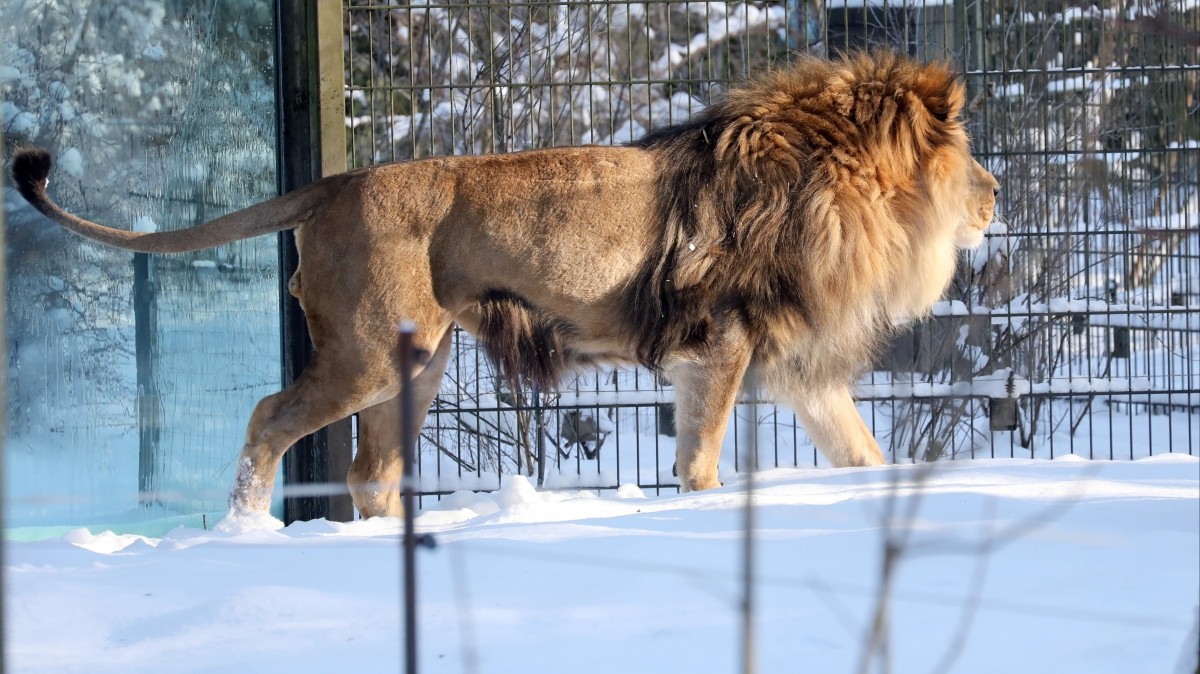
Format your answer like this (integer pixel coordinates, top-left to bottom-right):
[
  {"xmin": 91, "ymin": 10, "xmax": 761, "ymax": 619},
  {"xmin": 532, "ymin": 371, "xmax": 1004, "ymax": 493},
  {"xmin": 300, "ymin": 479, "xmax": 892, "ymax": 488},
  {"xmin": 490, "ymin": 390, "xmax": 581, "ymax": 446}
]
[{"xmin": 342, "ymin": 0, "xmax": 1199, "ymax": 498}]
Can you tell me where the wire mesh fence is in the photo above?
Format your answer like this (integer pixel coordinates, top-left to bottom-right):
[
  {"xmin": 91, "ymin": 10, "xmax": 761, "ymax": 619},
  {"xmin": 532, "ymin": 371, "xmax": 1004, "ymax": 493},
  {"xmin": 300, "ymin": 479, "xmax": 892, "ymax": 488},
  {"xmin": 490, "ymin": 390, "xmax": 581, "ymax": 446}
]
[{"xmin": 342, "ymin": 0, "xmax": 1199, "ymax": 498}]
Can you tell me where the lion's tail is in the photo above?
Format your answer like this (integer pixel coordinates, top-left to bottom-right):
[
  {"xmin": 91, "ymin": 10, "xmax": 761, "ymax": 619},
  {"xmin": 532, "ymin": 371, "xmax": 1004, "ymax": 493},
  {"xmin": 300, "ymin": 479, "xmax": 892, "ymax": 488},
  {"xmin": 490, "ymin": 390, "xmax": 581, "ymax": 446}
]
[{"xmin": 11, "ymin": 147, "xmax": 329, "ymax": 254}]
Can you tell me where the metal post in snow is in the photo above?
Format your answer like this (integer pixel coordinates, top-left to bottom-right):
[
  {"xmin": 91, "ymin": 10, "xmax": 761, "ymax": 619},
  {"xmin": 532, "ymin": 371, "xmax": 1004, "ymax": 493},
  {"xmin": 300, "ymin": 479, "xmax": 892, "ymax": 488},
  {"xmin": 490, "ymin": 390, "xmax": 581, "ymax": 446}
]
[
  {"xmin": 534, "ymin": 385, "xmax": 546, "ymax": 488},
  {"xmin": 741, "ymin": 369, "xmax": 758, "ymax": 674}
]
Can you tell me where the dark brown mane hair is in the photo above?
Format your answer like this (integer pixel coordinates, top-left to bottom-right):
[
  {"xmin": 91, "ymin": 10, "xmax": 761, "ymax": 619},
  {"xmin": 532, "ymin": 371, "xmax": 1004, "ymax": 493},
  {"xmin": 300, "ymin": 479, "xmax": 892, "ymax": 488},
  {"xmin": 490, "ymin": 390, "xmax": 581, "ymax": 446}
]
[
  {"xmin": 476, "ymin": 289, "xmax": 578, "ymax": 391},
  {"xmin": 625, "ymin": 51, "xmax": 967, "ymax": 372}
]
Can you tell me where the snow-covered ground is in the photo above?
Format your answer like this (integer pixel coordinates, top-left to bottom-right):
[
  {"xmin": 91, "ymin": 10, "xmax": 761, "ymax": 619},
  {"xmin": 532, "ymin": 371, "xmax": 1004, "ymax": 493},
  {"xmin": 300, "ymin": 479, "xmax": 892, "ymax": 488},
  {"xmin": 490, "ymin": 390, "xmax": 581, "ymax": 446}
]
[{"xmin": 6, "ymin": 455, "xmax": 1198, "ymax": 673}]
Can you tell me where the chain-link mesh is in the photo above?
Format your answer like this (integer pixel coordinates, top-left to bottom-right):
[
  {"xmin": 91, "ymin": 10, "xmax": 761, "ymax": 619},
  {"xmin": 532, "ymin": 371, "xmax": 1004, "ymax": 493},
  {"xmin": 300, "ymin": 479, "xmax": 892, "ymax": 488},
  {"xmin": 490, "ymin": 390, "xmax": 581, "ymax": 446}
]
[{"xmin": 343, "ymin": 0, "xmax": 1198, "ymax": 497}]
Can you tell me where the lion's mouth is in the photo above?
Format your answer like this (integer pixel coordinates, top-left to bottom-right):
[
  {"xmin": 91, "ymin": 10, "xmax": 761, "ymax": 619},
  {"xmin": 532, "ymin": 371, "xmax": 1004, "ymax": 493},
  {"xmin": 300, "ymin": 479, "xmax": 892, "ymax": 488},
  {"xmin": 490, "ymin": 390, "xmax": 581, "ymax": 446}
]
[
  {"xmin": 958, "ymin": 204, "xmax": 1000, "ymax": 249},
  {"xmin": 956, "ymin": 217, "xmax": 991, "ymax": 249}
]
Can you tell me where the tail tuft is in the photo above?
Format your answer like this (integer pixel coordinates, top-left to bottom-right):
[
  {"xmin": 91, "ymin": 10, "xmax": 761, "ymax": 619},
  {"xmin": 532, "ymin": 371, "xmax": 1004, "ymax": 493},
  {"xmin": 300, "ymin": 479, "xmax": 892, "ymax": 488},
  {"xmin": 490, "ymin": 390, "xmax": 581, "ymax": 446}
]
[{"xmin": 11, "ymin": 147, "xmax": 54, "ymax": 202}]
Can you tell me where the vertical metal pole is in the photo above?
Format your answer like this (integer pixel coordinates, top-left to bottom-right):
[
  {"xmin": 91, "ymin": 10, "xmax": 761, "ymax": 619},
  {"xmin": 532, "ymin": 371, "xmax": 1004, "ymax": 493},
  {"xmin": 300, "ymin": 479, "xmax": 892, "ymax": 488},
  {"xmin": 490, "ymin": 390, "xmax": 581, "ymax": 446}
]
[
  {"xmin": 134, "ymin": 252, "xmax": 161, "ymax": 504},
  {"xmin": 741, "ymin": 371, "xmax": 758, "ymax": 674},
  {"xmin": 533, "ymin": 385, "xmax": 546, "ymax": 487},
  {"xmin": 399, "ymin": 323, "xmax": 419, "ymax": 674},
  {"xmin": 276, "ymin": 0, "xmax": 352, "ymax": 523}
]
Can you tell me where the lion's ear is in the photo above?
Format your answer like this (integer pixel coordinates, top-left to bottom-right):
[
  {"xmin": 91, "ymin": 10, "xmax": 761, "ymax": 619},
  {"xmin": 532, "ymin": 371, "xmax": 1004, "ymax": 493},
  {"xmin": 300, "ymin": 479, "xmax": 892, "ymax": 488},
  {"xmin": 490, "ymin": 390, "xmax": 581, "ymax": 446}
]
[{"xmin": 911, "ymin": 65, "xmax": 965, "ymax": 123}]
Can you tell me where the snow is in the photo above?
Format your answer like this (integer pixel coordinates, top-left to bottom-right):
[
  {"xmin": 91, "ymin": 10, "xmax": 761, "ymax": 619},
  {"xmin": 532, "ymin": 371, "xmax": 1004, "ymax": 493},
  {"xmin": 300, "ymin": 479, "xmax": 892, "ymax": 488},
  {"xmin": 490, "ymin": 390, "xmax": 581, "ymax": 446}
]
[
  {"xmin": 132, "ymin": 215, "xmax": 158, "ymax": 233},
  {"xmin": 0, "ymin": 65, "xmax": 22, "ymax": 85},
  {"xmin": 2, "ymin": 102, "xmax": 37, "ymax": 134},
  {"xmin": 930, "ymin": 295, "xmax": 1200, "ymax": 332},
  {"xmin": 211, "ymin": 508, "xmax": 284, "ymax": 535},
  {"xmin": 6, "ymin": 456, "xmax": 1198, "ymax": 674},
  {"xmin": 46, "ymin": 81, "xmax": 70, "ymax": 100},
  {"xmin": 59, "ymin": 148, "xmax": 83, "ymax": 178}
]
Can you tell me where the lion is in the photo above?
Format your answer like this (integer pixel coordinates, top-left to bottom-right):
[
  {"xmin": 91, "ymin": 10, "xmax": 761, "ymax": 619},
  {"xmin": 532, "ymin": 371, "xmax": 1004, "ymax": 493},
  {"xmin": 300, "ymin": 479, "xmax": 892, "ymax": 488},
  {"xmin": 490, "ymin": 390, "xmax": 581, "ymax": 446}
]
[{"xmin": 11, "ymin": 51, "xmax": 998, "ymax": 520}]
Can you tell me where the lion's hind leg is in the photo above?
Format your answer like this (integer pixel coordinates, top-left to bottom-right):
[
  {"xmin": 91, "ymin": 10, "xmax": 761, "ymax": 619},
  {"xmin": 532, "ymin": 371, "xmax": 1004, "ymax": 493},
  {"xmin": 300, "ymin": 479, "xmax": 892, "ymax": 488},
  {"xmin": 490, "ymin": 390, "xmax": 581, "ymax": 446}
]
[
  {"xmin": 228, "ymin": 327, "xmax": 445, "ymax": 517},
  {"xmin": 229, "ymin": 352, "xmax": 387, "ymax": 515},
  {"xmin": 348, "ymin": 328, "xmax": 453, "ymax": 518}
]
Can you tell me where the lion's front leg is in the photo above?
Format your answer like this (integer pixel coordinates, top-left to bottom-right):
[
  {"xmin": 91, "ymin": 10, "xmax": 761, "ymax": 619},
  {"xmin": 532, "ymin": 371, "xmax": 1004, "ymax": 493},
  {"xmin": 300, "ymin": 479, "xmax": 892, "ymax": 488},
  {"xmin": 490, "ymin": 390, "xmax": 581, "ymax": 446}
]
[
  {"xmin": 668, "ymin": 333, "xmax": 753, "ymax": 492},
  {"xmin": 783, "ymin": 383, "xmax": 885, "ymax": 468}
]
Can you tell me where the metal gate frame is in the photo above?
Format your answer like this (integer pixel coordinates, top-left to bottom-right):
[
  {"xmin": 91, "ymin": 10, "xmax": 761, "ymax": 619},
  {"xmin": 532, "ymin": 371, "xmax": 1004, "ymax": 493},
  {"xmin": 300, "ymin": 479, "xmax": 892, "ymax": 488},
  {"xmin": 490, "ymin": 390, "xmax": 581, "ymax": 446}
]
[{"xmin": 277, "ymin": 0, "xmax": 354, "ymax": 523}]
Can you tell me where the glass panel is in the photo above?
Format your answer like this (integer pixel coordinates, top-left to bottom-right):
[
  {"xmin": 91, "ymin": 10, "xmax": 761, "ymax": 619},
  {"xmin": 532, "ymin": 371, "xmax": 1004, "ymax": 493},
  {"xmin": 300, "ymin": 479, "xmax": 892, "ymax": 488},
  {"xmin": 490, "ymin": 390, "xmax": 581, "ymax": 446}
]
[{"xmin": 2, "ymin": 0, "xmax": 280, "ymax": 537}]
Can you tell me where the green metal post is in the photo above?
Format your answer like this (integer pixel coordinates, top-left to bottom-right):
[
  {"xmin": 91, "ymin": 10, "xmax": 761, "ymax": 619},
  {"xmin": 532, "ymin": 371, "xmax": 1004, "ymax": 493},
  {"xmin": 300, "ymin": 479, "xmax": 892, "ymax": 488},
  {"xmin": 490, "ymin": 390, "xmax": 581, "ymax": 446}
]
[{"xmin": 276, "ymin": 0, "xmax": 352, "ymax": 523}]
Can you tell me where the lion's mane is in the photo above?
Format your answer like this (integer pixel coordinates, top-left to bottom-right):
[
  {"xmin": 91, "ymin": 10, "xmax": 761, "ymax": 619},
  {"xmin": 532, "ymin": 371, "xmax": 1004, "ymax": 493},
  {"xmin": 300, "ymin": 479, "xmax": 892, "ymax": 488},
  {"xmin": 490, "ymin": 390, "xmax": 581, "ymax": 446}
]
[{"xmin": 624, "ymin": 52, "xmax": 970, "ymax": 384}]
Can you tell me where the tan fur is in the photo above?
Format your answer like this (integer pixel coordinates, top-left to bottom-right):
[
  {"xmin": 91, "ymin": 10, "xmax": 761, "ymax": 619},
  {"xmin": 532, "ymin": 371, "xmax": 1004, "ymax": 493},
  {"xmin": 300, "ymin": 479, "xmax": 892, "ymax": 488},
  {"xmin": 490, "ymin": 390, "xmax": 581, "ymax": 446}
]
[{"xmin": 11, "ymin": 52, "xmax": 997, "ymax": 516}]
